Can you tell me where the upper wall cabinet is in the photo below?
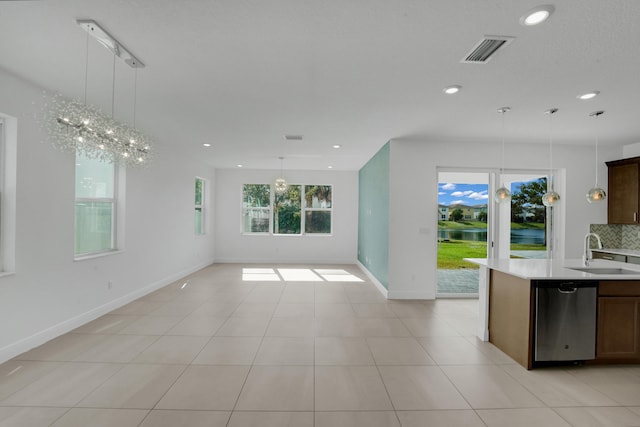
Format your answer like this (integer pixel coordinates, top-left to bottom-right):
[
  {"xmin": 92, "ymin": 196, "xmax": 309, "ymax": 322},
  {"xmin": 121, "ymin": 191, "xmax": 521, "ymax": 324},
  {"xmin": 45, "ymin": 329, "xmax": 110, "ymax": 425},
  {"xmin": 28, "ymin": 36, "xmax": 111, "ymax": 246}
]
[{"xmin": 607, "ymin": 157, "xmax": 640, "ymax": 224}]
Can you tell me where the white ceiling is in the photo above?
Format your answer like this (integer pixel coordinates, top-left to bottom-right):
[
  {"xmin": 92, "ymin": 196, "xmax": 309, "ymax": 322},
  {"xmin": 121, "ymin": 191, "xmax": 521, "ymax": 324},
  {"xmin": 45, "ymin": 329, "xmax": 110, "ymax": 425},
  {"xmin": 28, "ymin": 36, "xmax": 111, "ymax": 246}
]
[{"xmin": 2, "ymin": 0, "xmax": 640, "ymax": 171}]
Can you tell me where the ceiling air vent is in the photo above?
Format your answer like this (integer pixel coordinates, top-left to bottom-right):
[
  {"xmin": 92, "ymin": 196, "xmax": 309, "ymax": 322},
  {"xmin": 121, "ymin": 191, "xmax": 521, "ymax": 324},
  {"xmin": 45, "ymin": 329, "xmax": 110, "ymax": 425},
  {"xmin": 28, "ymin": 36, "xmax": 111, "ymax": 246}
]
[
  {"xmin": 284, "ymin": 135, "xmax": 304, "ymax": 141},
  {"xmin": 462, "ymin": 35, "xmax": 515, "ymax": 64}
]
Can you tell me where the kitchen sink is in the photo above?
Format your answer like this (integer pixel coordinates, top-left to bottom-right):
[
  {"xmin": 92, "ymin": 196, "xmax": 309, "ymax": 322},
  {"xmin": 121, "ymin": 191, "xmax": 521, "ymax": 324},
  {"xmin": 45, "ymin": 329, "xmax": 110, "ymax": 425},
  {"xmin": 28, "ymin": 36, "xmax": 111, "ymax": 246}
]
[{"xmin": 568, "ymin": 267, "xmax": 640, "ymax": 275}]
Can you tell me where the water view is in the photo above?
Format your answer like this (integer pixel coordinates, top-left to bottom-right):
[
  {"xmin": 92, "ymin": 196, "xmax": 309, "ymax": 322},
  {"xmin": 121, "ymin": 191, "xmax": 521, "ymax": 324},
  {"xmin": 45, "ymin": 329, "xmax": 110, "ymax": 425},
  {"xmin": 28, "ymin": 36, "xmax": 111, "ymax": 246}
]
[{"xmin": 438, "ymin": 228, "xmax": 545, "ymax": 245}]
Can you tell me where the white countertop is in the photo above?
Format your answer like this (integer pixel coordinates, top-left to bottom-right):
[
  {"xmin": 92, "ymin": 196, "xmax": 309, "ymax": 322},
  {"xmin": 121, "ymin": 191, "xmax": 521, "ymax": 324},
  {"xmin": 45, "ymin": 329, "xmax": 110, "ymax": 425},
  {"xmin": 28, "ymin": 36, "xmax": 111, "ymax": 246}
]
[{"xmin": 464, "ymin": 258, "xmax": 640, "ymax": 280}]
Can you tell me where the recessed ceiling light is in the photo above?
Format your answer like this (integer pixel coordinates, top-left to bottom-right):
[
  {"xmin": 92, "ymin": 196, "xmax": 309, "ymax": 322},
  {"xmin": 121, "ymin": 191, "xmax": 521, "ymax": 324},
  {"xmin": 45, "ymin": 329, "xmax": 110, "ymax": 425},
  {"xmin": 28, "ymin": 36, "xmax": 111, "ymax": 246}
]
[
  {"xmin": 577, "ymin": 91, "xmax": 600, "ymax": 100},
  {"xmin": 332, "ymin": 144, "xmax": 341, "ymax": 149},
  {"xmin": 236, "ymin": 164, "xmax": 243, "ymax": 168},
  {"xmin": 203, "ymin": 143, "xmax": 211, "ymax": 147},
  {"xmin": 328, "ymin": 165, "xmax": 334, "ymax": 169},
  {"xmin": 520, "ymin": 5, "xmax": 555, "ymax": 26},
  {"xmin": 443, "ymin": 85, "xmax": 462, "ymax": 94}
]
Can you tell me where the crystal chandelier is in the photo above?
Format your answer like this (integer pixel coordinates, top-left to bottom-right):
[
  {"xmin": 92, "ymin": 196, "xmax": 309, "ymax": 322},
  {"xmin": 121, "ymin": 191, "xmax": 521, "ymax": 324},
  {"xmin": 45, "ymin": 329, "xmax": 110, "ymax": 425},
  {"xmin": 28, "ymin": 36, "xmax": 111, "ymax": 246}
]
[
  {"xmin": 275, "ymin": 157, "xmax": 288, "ymax": 195},
  {"xmin": 46, "ymin": 20, "xmax": 152, "ymax": 167}
]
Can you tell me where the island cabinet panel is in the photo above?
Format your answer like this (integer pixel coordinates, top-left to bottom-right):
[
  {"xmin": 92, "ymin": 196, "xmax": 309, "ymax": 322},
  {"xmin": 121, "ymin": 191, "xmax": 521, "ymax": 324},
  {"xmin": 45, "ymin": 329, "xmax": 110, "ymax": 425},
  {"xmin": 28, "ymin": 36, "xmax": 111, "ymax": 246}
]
[
  {"xmin": 597, "ymin": 281, "xmax": 640, "ymax": 361},
  {"xmin": 488, "ymin": 270, "xmax": 534, "ymax": 369},
  {"xmin": 606, "ymin": 157, "xmax": 640, "ymax": 224}
]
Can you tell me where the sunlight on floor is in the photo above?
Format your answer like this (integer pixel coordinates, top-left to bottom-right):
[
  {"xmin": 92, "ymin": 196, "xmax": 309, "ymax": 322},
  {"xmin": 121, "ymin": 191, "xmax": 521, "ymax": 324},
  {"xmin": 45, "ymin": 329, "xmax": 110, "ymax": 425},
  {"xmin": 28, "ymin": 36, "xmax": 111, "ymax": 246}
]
[{"xmin": 241, "ymin": 268, "xmax": 364, "ymax": 282}]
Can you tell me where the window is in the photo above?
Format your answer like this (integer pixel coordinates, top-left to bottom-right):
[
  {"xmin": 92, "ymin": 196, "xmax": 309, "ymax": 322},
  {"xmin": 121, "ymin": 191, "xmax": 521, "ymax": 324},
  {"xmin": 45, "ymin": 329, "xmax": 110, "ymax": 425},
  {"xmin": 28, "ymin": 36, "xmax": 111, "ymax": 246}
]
[
  {"xmin": 0, "ymin": 116, "xmax": 17, "ymax": 274},
  {"xmin": 304, "ymin": 185, "xmax": 332, "ymax": 234},
  {"xmin": 243, "ymin": 184, "xmax": 271, "ymax": 233},
  {"xmin": 195, "ymin": 177, "xmax": 205, "ymax": 235},
  {"xmin": 75, "ymin": 153, "xmax": 116, "ymax": 256},
  {"xmin": 243, "ymin": 183, "xmax": 332, "ymax": 235},
  {"xmin": 274, "ymin": 184, "xmax": 302, "ymax": 234}
]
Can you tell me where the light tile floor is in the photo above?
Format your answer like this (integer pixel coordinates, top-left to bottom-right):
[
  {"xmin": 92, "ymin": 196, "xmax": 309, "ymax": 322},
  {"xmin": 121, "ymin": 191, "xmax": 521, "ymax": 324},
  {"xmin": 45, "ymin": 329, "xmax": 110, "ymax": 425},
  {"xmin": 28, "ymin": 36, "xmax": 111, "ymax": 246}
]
[{"xmin": 1, "ymin": 263, "xmax": 640, "ymax": 426}]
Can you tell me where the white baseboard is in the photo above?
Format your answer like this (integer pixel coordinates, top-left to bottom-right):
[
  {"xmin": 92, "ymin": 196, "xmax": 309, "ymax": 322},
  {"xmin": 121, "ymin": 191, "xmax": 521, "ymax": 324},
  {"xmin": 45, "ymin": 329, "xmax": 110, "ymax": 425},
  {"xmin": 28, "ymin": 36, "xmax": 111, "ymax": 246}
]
[
  {"xmin": 356, "ymin": 261, "xmax": 388, "ymax": 299},
  {"xmin": 0, "ymin": 259, "xmax": 214, "ymax": 364},
  {"xmin": 387, "ymin": 290, "xmax": 435, "ymax": 300}
]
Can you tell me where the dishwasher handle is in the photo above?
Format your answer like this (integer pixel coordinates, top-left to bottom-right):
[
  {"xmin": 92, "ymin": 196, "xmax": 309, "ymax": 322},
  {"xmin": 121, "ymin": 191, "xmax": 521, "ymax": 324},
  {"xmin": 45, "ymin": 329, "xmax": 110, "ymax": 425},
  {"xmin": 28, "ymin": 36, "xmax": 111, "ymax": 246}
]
[{"xmin": 558, "ymin": 284, "xmax": 578, "ymax": 294}]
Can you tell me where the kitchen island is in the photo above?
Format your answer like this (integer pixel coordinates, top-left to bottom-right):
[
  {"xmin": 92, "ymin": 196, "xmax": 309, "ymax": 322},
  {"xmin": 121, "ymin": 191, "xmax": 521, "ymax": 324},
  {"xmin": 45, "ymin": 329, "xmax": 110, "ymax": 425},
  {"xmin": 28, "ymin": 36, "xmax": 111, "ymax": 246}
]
[{"xmin": 466, "ymin": 258, "xmax": 640, "ymax": 369}]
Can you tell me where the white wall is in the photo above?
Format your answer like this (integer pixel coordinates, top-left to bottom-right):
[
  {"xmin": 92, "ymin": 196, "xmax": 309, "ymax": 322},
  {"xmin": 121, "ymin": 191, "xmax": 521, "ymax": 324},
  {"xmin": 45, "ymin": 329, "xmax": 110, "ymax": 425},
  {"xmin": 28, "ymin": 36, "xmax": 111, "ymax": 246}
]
[
  {"xmin": 387, "ymin": 139, "xmax": 621, "ymax": 299},
  {"xmin": 215, "ymin": 168, "xmax": 358, "ymax": 264},
  {"xmin": 0, "ymin": 67, "xmax": 216, "ymax": 362},
  {"xmin": 623, "ymin": 142, "xmax": 640, "ymax": 158}
]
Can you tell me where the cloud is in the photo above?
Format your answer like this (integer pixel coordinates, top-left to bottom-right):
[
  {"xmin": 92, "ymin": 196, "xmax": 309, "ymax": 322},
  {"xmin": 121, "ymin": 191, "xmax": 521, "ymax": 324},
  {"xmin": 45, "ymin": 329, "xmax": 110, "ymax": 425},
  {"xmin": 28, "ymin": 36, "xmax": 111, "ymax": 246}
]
[
  {"xmin": 468, "ymin": 191, "xmax": 489, "ymax": 200},
  {"xmin": 449, "ymin": 200, "xmax": 465, "ymax": 205},
  {"xmin": 441, "ymin": 183, "xmax": 455, "ymax": 190},
  {"xmin": 451, "ymin": 190, "xmax": 473, "ymax": 197},
  {"xmin": 438, "ymin": 192, "xmax": 446, "ymax": 195}
]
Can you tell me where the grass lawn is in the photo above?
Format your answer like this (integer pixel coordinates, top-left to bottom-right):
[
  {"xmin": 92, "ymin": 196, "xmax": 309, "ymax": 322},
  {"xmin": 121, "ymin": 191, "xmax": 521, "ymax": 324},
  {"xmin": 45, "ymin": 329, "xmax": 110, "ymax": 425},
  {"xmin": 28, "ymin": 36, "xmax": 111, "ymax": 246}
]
[
  {"xmin": 437, "ymin": 221, "xmax": 546, "ymax": 269},
  {"xmin": 437, "ymin": 240, "xmax": 546, "ymax": 269}
]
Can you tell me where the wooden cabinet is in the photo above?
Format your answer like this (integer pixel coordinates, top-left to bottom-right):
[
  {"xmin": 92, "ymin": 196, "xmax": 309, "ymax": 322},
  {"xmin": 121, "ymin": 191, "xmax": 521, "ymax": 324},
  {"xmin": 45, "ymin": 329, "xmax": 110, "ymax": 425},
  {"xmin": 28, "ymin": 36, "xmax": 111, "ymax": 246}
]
[
  {"xmin": 606, "ymin": 157, "xmax": 640, "ymax": 224},
  {"xmin": 597, "ymin": 281, "xmax": 640, "ymax": 360},
  {"xmin": 488, "ymin": 270, "xmax": 534, "ymax": 369}
]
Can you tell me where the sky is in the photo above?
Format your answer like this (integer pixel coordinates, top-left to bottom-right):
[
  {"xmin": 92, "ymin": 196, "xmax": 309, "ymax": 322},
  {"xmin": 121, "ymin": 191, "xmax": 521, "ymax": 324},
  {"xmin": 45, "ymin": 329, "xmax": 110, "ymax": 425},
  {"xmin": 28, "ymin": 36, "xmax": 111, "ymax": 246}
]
[
  {"xmin": 438, "ymin": 183, "xmax": 489, "ymax": 206},
  {"xmin": 439, "ymin": 178, "xmax": 545, "ymax": 206}
]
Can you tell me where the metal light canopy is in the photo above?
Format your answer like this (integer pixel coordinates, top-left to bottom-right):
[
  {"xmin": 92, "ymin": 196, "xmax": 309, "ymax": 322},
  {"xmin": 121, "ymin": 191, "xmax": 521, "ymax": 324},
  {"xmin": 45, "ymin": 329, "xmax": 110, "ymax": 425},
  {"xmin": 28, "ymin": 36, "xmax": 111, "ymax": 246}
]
[
  {"xmin": 586, "ymin": 110, "xmax": 607, "ymax": 203},
  {"xmin": 77, "ymin": 20, "xmax": 145, "ymax": 68}
]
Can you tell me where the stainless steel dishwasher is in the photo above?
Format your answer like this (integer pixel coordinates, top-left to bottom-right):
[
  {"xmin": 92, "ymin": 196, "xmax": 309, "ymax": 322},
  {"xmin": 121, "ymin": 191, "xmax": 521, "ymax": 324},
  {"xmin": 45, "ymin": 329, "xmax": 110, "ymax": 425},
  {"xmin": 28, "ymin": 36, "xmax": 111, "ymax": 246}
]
[{"xmin": 534, "ymin": 280, "xmax": 597, "ymax": 362}]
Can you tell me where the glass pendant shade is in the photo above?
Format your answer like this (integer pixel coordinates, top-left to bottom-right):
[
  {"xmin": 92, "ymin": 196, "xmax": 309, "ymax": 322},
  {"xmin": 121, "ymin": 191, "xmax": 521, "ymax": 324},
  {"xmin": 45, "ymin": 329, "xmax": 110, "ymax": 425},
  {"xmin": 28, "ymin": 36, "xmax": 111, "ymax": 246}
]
[
  {"xmin": 586, "ymin": 111, "xmax": 607, "ymax": 203},
  {"xmin": 586, "ymin": 187, "xmax": 606, "ymax": 203},
  {"xmin": 542, "ymin": 108, "xmax": 560, "ymax": 207},
  {"xmin": 274, "ymin": 156, "xmax": 287, "ymax": 194},
  {"xmin": 494, "ymin": 185, "xmax": 512, "ymax": 203},
  {"xmin": 494, "ymin": 107, "xmax": 511, "ymax": 204},
  {"xmin": 542, "ymin": 190, "xmax": 560, "ymax": 207},
  {"xmin": 274, "ymin": 177, "xmax": 288, "ymax": 195}
]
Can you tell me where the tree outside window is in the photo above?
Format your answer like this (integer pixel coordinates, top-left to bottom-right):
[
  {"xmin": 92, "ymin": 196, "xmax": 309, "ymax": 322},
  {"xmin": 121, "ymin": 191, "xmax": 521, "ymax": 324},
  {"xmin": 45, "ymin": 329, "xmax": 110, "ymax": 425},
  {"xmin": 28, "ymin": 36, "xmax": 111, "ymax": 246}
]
[
  {"xmin": 274, "ymin": 184, "xmax": 301, "ymax": 234},
  {"xmin": 243, "ymin": 184, "xmax": 271, "ymax": 233},
  {"xmin": 304, "ymin": 185, "xmax": 332, "ymax": 234},
  {"xmin": 195, "ymin": 177, "xmax": 205, "ymax": 235},
  {"xmin": 243, "ymin": 183, "xmax": 333, "ymax": 235}
]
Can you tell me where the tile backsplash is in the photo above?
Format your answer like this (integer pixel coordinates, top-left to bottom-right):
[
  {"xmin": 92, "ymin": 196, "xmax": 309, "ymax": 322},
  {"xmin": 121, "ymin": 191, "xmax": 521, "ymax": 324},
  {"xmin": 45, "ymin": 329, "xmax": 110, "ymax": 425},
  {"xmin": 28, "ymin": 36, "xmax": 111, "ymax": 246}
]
[{"xmin": 590, "ymin": 224, "xmax": 640, "ymax": 249}]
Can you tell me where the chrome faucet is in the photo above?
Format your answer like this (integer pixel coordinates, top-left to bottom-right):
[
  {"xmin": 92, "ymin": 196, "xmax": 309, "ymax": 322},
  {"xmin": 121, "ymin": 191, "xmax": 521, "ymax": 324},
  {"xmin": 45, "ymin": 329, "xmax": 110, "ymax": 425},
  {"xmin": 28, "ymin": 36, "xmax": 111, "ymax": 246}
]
[{"xmin": 583, "ymin": 233, "xmax": 603, "ymax": 266}]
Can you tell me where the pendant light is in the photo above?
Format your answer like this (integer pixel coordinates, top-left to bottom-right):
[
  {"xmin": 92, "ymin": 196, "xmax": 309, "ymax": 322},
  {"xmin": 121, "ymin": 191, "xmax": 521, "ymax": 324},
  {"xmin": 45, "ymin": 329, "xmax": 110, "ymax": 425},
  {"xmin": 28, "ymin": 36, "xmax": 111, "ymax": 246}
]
[
  {"xmin": 494, "ymin": 107, "xmax": 512, "ymax": 203},
  {"xmin": 542, "ymin": 108, "xmax": 560, "ymax": 207},
  {"xmin": 586, "ymin": 110, "xmax": 607, "ymax": 203},
  {"xmin": 274, "ymin": 156, "xmax": 288, "ymax": 195}
]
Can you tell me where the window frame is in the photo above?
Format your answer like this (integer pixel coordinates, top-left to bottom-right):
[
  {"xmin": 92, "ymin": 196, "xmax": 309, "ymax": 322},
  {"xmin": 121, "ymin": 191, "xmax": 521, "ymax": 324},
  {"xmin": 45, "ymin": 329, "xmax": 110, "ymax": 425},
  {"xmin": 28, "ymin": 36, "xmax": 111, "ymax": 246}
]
[
  {"xmin": 241, "ymin": 183, "xmax": 333, "ymax": 236},
  {"xmin": 195, "ymin": 177, "xmax": 206, "ymax": 235},
  {"xmin": 0, "ymin": 115, "xmax": 17, "ymax": 274},
  {"xmin": 302, "ymin": 184, "xmax": 333, "ymax": 235},
  {"xmin": 242, "ymin": 183, "xmax": 272, "ymax": 234},
  {"xmin": 273, "ymin": 183, "xmax": 302, "ymax": 235},
  {"xmin": 74, "ymin": 152, "xmax": 120, "ymax": 259}
]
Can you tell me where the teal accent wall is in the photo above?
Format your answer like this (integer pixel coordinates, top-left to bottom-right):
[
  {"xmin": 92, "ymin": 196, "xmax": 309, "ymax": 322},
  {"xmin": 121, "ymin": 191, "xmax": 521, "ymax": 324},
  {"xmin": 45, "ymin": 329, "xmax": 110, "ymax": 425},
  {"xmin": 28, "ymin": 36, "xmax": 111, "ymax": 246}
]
[{"xmin": 358, "ymin": 142, "xmax": 390, "ymax": 289}]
